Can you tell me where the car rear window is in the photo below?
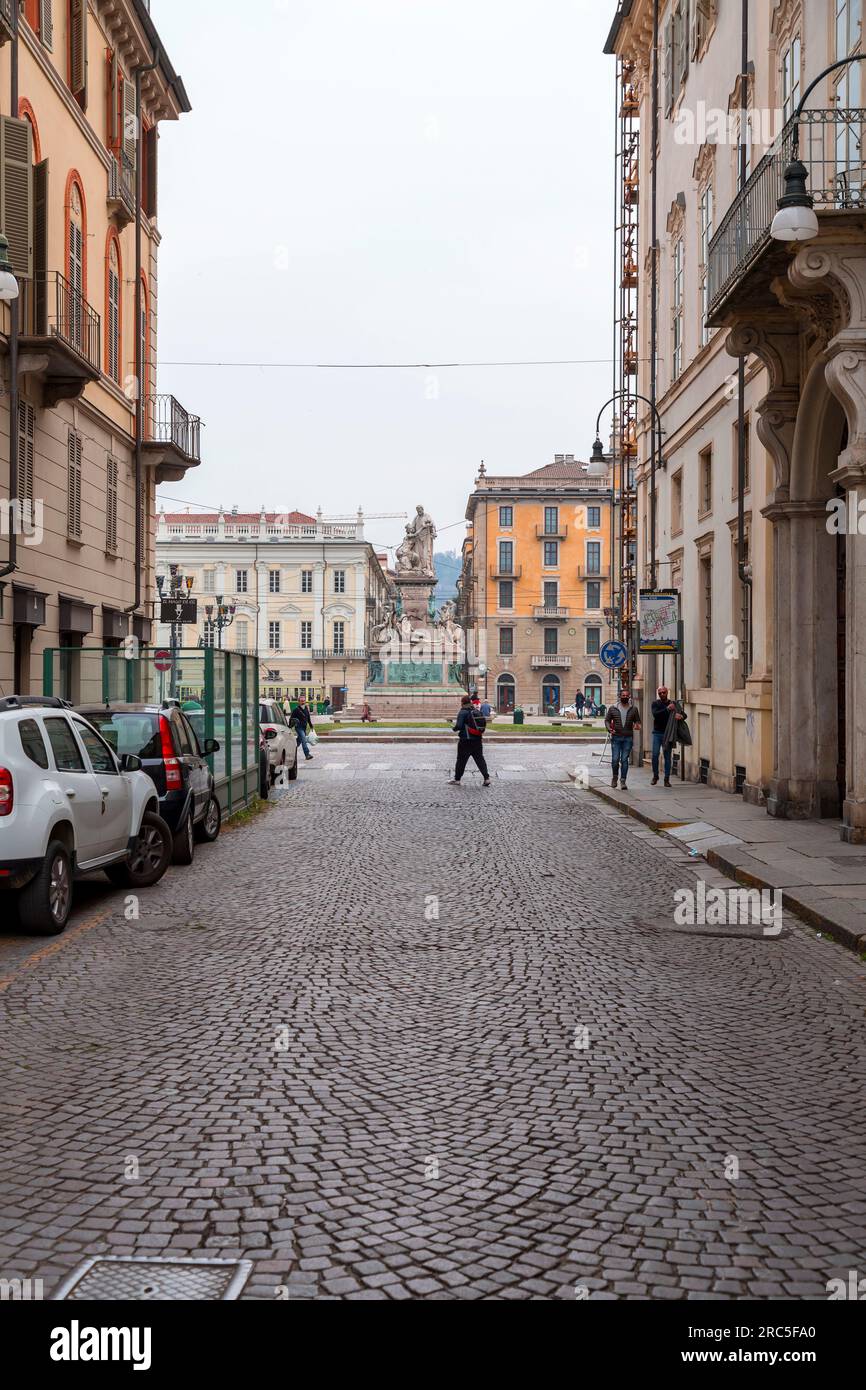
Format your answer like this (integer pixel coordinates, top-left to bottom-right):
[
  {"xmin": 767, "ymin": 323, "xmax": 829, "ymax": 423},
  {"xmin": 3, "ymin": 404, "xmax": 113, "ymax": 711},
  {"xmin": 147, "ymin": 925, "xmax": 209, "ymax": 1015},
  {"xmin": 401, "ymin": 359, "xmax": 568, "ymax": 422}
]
[
  {"xmin": 83, "ymin": 712, "xmax": 161, "ymax": 759},
  {"xmin": 18, "ymin": 718, "xmax": 49, "ymax": 769}
]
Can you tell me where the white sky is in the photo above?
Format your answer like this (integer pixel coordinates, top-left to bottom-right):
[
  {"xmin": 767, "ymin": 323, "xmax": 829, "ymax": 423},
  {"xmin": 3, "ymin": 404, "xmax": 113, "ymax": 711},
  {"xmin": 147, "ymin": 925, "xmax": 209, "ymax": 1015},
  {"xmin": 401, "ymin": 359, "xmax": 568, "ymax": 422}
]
[{"xmin": 151, "ymin": 0, "xmax": 616, "ymax": 560}]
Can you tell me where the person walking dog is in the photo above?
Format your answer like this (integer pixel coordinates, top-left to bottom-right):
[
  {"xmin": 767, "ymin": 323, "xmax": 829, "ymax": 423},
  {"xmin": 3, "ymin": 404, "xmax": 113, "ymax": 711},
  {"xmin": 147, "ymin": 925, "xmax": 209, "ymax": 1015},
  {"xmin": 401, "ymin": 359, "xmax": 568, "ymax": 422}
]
[
  {"xmin": 605, "ymin": 688, "xmax": 641, "ymax": 790},
  {"xmin": 449, "ymin": 694, "xmax": 491, "ymax": 786},
  {"xmin": 289, "ymin": 696, "xmax": 315, "ymax": 760}
]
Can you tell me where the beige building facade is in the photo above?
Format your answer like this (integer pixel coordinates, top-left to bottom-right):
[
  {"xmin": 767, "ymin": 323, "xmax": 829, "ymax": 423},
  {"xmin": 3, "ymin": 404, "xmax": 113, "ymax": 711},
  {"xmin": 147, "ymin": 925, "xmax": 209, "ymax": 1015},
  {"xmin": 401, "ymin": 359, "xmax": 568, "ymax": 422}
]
[
  {"xmin": 155, "ymin": 508, "xmax": 392, "ymax": 710},
  {"xmin": 458, "ymin": 456, "xmax": 617, "ymax": 714},
  {"xmin": 0, "ymin": 2, "xmax": 197, "ymax": 699},
  {"xmin": 608, "ymin": 0, "xmax": 866, "ymax": 842}
]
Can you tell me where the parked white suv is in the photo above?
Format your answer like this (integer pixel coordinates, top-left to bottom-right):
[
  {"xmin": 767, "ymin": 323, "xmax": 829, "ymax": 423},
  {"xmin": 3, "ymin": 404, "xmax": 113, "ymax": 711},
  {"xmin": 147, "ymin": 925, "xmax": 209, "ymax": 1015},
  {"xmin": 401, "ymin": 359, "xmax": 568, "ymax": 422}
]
[
  {"xmin": 0, "ymin": 697, "xmax": 172, "ymax": 935},
  {"xmin": 259, "ymin": 701, "xmax": 298, "ymax": 785}
]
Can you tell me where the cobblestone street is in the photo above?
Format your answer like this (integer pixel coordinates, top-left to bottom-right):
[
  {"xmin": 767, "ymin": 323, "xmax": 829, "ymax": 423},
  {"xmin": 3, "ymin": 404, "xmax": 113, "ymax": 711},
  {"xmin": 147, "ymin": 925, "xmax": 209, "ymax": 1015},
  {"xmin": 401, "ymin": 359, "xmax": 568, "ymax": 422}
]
[{"xmin": 1, "ymin": 742, "xmax": 865, "ymax": 1301}]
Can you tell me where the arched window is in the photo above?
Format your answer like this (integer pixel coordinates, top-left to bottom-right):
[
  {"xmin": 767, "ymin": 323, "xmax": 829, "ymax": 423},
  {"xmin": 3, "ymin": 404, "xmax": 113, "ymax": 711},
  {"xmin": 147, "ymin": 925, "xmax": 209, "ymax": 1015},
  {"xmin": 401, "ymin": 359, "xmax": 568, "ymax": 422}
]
[
  {"xmin": 105, "ymin": 234, "xmax": 121, "ymax": 382},
  {"xmin": 584, "ymin": 674, "xmax": 603, "ymax": 709},
  {"xmin": 540, "ymin": 673, "xmax": 561, "ymax": 714},
  {"xmin": 496, "ymin": 673, "xmax": 516, "ymax": 713},
  {"xmin": 65, "ymin": 173, "xmax": 86, "ymax": 350}
]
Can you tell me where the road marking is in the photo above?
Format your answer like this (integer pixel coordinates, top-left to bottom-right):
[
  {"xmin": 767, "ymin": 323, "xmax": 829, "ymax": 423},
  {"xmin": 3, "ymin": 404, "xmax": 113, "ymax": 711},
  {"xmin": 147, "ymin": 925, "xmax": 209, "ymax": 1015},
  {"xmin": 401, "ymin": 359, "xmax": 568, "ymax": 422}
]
[
  {"xmin": 502, "ymin": 764, "xmax": 526, "ymax": 772},
  {"xmin": 367, "ymin": 763, "xmax": 392, "ymax": 770},
  {"xmin": 323, "ymin": 763, "xmax": 349, "ymax": 770},
  {"xmin": 0, "ymin": 907, "xmax": 113, "ymax": 994}
]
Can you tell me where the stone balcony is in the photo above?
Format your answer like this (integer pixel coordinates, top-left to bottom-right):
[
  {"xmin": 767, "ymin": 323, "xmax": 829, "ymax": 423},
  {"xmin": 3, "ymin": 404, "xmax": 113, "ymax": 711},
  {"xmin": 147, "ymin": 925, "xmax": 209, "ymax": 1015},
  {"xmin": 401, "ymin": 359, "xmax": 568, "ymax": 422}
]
[{"xmin": 530, "ymin": 654, "xmax": 572, "ymax": 669}]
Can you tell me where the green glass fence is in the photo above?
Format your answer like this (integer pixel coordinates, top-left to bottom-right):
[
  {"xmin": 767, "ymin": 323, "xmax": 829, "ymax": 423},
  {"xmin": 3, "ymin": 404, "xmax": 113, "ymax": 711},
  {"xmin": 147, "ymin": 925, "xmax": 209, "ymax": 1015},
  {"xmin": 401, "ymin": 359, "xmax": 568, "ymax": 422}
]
[{"xmin": 42, "ymin": 647, "xmax": 260, "ymax": 816}]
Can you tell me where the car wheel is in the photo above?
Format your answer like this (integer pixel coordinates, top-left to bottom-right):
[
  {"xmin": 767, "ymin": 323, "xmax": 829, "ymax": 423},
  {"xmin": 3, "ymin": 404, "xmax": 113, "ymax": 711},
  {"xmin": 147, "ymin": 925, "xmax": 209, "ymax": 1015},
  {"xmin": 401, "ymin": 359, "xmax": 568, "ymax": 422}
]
[
  {"xmin": 17, "ymin": 841, "xmax": 73, "ymax": 936},
  {"xmin": 106, "ymin": 812, "xmax": 171, "ymax": 889},
  {"xmin": 172, "ymin": 810, "xmax": 195, "ymax": 866},
  {"xmin": 195, "ymin": 795, "xmax": 222, "ymax": 843}
]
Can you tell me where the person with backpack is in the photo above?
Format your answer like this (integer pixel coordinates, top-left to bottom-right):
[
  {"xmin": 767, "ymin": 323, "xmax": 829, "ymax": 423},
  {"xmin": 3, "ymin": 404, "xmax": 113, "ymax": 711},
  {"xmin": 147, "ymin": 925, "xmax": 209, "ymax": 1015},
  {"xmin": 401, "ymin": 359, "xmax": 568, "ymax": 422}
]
[
  {"xmin": 604, "ymin": 687, "xmax": 641, "ymax": 790},
  {"xmin": 449, "ymin": 694, "xmax": 491, "ymax": 786}
]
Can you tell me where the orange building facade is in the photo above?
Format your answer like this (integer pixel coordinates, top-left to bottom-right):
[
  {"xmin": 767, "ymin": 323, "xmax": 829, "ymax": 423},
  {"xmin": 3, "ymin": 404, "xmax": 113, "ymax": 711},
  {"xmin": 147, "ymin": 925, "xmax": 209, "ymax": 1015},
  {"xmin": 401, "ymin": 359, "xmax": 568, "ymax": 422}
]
[{"xmin": 458, "ymin": 456, "xmax": 616, "ymax": 714}]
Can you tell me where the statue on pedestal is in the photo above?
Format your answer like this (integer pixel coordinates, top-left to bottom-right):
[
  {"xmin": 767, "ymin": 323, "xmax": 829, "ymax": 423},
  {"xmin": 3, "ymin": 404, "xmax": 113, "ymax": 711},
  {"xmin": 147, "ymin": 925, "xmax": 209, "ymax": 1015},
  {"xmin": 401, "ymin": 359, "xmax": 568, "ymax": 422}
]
[{"xmin": 396, "ymin": 504, "xmax": 437, "ymax": 577}]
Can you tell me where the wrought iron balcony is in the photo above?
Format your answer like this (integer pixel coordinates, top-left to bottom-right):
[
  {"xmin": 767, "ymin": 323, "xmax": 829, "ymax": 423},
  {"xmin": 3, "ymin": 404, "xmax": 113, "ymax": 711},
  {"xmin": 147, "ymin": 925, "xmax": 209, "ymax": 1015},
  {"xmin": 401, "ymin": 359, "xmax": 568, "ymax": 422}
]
[
  {"xmin": 533, "ymin": 605, "xmax": 570, "ymax": 620},
  {"xmin": 108, "ymin": 153, "xmax": 136, "ymax": 227},
  {"xmin": 707, "ymin": 108, "xmax": 866, "ymax": 321},
  {"xmin": 490, "ymin": 564, "xmax": 522, "ymax": 580},
  {"xmin": 312, "ymin": 648, "xmax": 367, "ymax": 660},
  {"xmin": 535, "ymin": 524, "xmax": 569, "ymax": 540},
  {"xmin": 142, "ymin": 394, "xmax": 203, "ymax": 482},
  {"xmin": 18, "ymin": 272, "xmax": 101, "ymax": 405},
  {"xmin": 578, "ymin": 565, "xmax": 609, "ymax": 581},
  {"xmin": 530, "ymin": 654, "xmax": 572, "ymax": 669}
]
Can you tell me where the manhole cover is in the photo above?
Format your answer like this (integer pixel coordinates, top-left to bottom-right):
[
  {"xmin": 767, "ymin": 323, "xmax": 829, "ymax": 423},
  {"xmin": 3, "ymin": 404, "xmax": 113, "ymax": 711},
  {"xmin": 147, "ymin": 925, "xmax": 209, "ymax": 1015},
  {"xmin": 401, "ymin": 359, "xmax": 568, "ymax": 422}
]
[{"xmin": 52, "ymin": 1256, "xmax": 252, "ymax": 1301}]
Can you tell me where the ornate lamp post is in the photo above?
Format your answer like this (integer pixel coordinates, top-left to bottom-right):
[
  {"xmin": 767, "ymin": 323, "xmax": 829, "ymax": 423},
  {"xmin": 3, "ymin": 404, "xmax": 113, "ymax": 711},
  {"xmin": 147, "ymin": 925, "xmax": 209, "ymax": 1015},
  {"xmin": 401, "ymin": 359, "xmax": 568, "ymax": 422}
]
[{"xmin": 205, "ymin": 595, "xmax": 236, "ymax": 649}]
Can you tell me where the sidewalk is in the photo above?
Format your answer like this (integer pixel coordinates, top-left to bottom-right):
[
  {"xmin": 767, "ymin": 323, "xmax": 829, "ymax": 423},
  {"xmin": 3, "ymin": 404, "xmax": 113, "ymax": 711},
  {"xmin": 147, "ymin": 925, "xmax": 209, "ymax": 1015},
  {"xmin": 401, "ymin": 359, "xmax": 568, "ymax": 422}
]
[{"xmin": 576, "ymin": 758, "xmax": 866, "ymax": 955}]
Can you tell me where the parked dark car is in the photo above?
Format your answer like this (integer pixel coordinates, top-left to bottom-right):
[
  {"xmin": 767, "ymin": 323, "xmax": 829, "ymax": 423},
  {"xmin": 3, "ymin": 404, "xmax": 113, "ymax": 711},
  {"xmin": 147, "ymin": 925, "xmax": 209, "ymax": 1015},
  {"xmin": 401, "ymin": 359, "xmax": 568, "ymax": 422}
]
[{"xmin": 76, "ymin": 702, "xmax": 221, "ymax": 865}]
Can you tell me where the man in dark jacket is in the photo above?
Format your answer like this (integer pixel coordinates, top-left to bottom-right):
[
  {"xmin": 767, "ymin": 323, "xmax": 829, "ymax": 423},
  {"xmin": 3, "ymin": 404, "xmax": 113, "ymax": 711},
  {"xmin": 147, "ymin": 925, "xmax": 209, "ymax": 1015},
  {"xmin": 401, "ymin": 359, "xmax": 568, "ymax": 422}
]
[
  {"xmin": 651, "ymin": 684, "xmax": 681, "ymax": 787},
  {"xmin": 289, "ymin": 696, "xmax": 314, "ymax": 760},
  {"xmin": 449, "ymin": 694, "xmax": 491, "ymax": 786},
  {"xmin": 604, "ymin": 688, "xmax": 641, "ymax": 790}
]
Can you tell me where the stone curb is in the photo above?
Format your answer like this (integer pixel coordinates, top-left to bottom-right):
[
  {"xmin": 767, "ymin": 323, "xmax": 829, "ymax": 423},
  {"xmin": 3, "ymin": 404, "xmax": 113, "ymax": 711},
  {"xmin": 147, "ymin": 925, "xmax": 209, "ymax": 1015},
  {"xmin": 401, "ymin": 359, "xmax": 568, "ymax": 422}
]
[
  {"xmin": 321, "ymin": 734, "xmax": 604, "ymax": 745},
  {"xmin": 574, "ymin": 776, "xmax": 866, "ymax": 957}
]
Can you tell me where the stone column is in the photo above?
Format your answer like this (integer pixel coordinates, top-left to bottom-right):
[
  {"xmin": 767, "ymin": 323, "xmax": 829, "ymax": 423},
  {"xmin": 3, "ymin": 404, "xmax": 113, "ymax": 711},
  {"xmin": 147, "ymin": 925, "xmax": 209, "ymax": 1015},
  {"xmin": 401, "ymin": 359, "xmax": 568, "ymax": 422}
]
[
  {"xmin": 254, "ymin": 562, "xmax": 269, "ymax": 658},
  {"xmin": 312, "ymin": 561, "xmax": 326, "ymax": 649}
]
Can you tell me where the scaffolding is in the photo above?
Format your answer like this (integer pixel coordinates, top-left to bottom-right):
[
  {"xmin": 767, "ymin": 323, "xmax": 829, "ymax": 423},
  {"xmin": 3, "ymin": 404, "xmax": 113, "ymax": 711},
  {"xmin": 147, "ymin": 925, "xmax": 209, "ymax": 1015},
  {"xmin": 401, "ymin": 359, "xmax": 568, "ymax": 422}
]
[{"xmin": 614, "ymin": 56, "xmax": 640, "ymax": 682}]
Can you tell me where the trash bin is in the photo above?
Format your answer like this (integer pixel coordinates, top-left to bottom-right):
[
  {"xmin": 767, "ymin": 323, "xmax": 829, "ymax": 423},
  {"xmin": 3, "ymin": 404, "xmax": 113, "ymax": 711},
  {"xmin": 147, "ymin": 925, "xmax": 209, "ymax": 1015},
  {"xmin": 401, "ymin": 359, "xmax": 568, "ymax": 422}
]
[{"xmin": 513, "ymin": 707, "xmax": 524, "ymax": 725}]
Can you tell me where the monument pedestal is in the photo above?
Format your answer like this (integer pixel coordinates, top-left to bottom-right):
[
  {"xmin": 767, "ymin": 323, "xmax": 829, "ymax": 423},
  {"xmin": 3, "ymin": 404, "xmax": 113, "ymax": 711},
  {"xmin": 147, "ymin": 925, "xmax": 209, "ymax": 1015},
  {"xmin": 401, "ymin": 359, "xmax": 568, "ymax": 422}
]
[{"xmin": 397, "ymin": 571, "xmax": 436, "ymax": 623}]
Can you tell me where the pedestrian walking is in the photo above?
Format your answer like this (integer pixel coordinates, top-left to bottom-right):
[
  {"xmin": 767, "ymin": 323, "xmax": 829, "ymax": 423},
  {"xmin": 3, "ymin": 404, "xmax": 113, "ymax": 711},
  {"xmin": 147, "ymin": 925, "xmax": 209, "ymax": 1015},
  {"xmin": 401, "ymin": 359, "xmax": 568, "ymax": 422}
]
[
  {"xmin": 361, "ymin": 701, "xmax": 375, "ymax": 723},
  {"xmin": 289, "ymin": 695, "xmax": 315, "ymax": 760},
  {"xmin": 575, "ymin": 690, "xmax": 585, "ymax": 718},
  {"xmin": 449, "ymin": 694, "xmax": 491, "ymax": 786},
  {"xmin": 651, "ymin": 684, "xmax": 681, "ymax": 787},
  {"xmin": 604, "ymin": 688, "xmax": 641, "ymax": 790}
]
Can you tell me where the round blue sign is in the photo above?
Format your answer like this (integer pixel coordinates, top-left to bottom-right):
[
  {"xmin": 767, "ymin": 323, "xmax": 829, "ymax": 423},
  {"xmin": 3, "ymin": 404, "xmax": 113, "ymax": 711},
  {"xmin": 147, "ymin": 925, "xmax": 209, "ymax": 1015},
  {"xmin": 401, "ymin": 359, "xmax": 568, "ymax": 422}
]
[{"xmin": 600, "ymin": 640, "xmax": 629, "ymax": 670}]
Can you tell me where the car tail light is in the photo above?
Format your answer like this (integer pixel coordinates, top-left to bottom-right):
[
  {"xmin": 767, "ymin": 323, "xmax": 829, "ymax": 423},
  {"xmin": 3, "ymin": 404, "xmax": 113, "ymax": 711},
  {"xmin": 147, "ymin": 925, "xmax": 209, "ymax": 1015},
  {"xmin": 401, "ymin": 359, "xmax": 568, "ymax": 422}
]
[
  {"xmin": 159, "ymin": 716, "xmax": 183, "ymax": 791},
  {"xmin": 0, "ymin": 768, "xmax": 13, "ymax": 817}
]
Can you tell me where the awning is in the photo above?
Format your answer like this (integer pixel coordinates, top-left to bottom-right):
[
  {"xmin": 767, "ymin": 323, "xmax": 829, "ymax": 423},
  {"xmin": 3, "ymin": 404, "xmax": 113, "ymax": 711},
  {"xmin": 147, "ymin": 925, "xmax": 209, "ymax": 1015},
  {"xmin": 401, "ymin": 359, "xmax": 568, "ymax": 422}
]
[
  {"xmin": 58, "ymin": 594, "xmax": 94, "ymax": 637},
  {"xmin": 102, "ymin": 606, "xmax": 128, "ymax": 641},
  {"xmin": 12, "ymin": 584, "xmax": 47, "ymax": 628}
]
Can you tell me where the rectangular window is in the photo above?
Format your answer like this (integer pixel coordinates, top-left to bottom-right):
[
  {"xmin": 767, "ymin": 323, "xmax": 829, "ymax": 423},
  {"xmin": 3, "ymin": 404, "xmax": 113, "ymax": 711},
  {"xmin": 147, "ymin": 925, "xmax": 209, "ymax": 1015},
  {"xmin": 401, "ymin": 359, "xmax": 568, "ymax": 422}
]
[
  {"xmin": 543, "ymin": 580, "xmax": 558, "ymax": 609},
  {"xmin": 236, "ymin": 569, "xmax": 248, "ymax": 593},
  {"xmin": 300, "ymin": 670, "xmax": 313, "ymax": 683},
  {"xmin": 700, "ymin": 553, "xmax": 713, "ymax": 687},
  {"xmin": 543, "ymin": 540, "xmax": 558, "ymax": 567},
  {"xmin": 543, "ymin": 627, "xmax": 558, "ymax": 655},
  {"xmin": 586, "ymin": 626, "xmax": 601, "ymax": 655},
  {"xmin": 301, "ymin": 569, "xmax": 313, "ymax": 593},
  {"xmin": 203, "ymin": 570, "xmax": 215, "ymax": 593},
  {"xmin": 672, "ymin": 237, "xmax": 684, "ymax": 380},
  {"xmin": 586, "ymin": 581, "xmax": 601, "ymax": 610},
  {"xmin": 68, "ymin": 0, "xmax": 87, "ymax": 110},
  {"xmin": 586, "ymin": 541, "xmax": 601, "ymax": 575},
  {"xmin": 333, "ymin": 621, "xmax": 345, "ymax": 654},
  {"xmin": 498, "ymin": 579, "xmax": 513, "ymax": 609},
  {"xmin": 269, "ymin": 621, "xmax": 281, "ymax": 650},
  {"xmin": 300, "ymin": 621, "xmax": 312, "ymax": 650},
  {"xmin": 202, "ymin": 620, "xmax": 215, "ymax": 648},
  {"xmin": 733, "ymin": 415, "xmax": 751, "ymax": 497},
  {"xmin": 699, "ymin": 181, "xmax": 714, "ymax": 346},
  {"xmin": 699, "ymin": 445, "xmax": 713, "ymax": 516},
  {"xmin": 498, "ymin": 541, "xmax": 514, "ymax": 574},
  {"xmin": 105, "ymin": 456, "xmax": 118, "ymax": 554},
  {"xmin": 235, "ymin": 619, "xmax": 249, "ymax": 651},
  {"xmin": 269, "ymin": 569, "xmax": 281, "ymax": 594},
  {"xmin": 108, "ymin": 260, "xmax": 120, "ymax": 381},
  {"xmin": 333, "ymin": 570, "xmax": 346, "ymax": 594},
  {"xmin": 499, "ymin": 505, "xmax": 513, "ymax": 527},
  {"xmin": 67, "ymin": 429, "xmax": 82, "ymax": 540},
  {"xmin": 587, "ymin": 505, "xmax": 601, "ymax": 528},
  {"xmin": 544, "ymin": 506, "xmax": 559, "ymax": 535},
  {"xmin": 671, "ymin": 469, "xmax": 683, "ymax": 533},
  {"xmin": 781, "ymin": 35, "xmax": 801, "ymax": 120},
  {"xmin": 499, "ymin": 626, "xmax": 514, "ymax": 655}
]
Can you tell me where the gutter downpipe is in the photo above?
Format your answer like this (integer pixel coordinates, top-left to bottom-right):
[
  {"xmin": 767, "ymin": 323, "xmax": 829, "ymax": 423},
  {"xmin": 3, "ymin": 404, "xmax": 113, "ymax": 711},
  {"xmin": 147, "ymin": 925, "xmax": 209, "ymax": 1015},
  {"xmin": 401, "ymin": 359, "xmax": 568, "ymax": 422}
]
[
  {"xmin": 1, "ymin": 1, "xmax": 20, "ymax": 581},
  {"xmin": 736, "ymin": 1, "xmax": 752, "ymax": 652},
  {"xmin": 125, "ymin": 43, "xmax": 161, "ymax": 619}
]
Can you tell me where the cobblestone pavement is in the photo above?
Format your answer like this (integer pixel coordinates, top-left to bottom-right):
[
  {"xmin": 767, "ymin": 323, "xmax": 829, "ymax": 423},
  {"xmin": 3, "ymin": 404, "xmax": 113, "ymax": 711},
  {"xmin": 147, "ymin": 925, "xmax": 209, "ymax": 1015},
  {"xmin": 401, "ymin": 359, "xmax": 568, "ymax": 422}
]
[{"xmin": 1, "ymin": 742, "xmax": 865, "ymax": 1301}]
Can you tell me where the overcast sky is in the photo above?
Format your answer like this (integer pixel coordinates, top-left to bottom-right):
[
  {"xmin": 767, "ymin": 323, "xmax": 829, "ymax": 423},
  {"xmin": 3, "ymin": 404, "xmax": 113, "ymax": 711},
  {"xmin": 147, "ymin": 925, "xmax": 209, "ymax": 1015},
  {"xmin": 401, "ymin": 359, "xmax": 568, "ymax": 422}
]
[{"xmin": 151, "ymin": 0, "xmax": 615, "ymax": 560}]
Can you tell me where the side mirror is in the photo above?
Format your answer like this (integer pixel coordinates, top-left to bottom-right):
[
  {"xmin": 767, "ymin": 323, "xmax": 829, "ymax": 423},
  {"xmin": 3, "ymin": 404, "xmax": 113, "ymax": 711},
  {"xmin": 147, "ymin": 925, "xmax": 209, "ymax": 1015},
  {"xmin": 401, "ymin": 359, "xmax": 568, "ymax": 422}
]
[
  {"xmin": 120, "ymin": 753, "xmax": 143, "ymax": 772},
  {"xmin": 203, "ymin": 739, "xmax": 220, "ymax": 754},
  {"xmin": 264, "ymin": 727, "xmax": 278, "ymax": 740}
]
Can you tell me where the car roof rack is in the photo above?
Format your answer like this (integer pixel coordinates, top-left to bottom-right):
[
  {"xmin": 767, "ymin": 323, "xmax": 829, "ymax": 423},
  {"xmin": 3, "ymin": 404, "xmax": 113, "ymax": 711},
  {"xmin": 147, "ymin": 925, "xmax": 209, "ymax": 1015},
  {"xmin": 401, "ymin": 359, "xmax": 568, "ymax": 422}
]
[{"xmin": 0, "ymin": 695, "xmax": 73, "ymax": 713}]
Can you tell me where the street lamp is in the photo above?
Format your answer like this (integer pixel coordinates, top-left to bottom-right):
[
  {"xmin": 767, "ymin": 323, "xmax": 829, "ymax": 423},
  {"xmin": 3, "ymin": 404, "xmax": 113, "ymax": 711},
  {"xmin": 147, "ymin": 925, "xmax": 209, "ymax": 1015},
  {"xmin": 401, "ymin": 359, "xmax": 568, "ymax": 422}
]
[
  {"xmin": 770, "ymin": 54, "xmax": 865, "ymax": 242},
  {"xmin": 0, "ymin": 233, "xmax": 19, "ymax": 303},
  {"xmin": 592, "ymin": 390, "xmax": 665, "ymax": 591},
  {"xmin": 206, "ymin": 595, "xmax": 236, "ymax": 649}
]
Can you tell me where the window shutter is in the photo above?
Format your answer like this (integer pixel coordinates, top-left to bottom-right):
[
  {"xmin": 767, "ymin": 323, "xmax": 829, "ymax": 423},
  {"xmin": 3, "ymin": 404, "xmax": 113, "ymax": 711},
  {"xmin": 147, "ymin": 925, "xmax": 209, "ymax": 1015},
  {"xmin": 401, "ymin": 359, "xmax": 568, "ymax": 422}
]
[
  {"xmin": 40, "ymin": 0, "xmax": 53, "ymax": 49},
  {"xmin": 106, "ymin": 456, "xmax": 118, "ymax": 553},
  {"xmin": 144, "ymin": 125, "xmax": 157, "ymax": 217},
  {"xmin": 678, "ymin": 2, "xmax": 690, "ymax": 86},
  {"xmin": 664, "ymin": 19, "xmax": 674, "ymax": 114},
  {"xmin": 107, "ymin": 51, "xmax": 120, "ymax": 148},
  {"xmin": 67, "ymin": 430, "xmax": 83, "ymax": 540},
  {"xmin": 33, "ymin": 159, "xmax": 48, "ymax": 333},
  {"xmin": 0, "ymin": 115, "xmax": 33, "ymax": 278},
  {"xmin": 69, "ymin": 0, "xmax": 88, "ymax": 109},
  {"xmin": 17, "ymin": 401, "xmax": 35, "ymax": 511},
  {"xmin": 122, "ymin": 75, "xmax": 137, "ymax": 169}
]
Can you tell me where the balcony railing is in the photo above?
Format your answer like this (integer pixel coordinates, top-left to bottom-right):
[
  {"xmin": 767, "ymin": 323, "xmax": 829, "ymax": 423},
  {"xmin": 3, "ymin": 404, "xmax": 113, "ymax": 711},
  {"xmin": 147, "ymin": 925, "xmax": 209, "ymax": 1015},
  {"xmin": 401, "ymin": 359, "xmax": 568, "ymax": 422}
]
[
  {"xmin": 535, "ymin": 524, "xmax": 569, "ymax": 540},
  {"xmin": 578, "ymin": 565, "xmax": 609, "ymax": 581},
  {"xmin": 530, "ymin": 654, "xmax": 572, "ymax": 669},
  {"xmin": 19, "ymin": 271, "xmax": 101, "ymax": 372},
  {"xmin": 144, "ymin": 394, "xmax": 202, "ymax": 463},
  {"xmin": 313, "ymin": 648, "xmax": 367, "ymax": 660},
  {"xmin": 108, "ymin": 153, "xmax": 136, "ymax": 221},
  {"xmin": 533, "ymin": 605, "xmax": 570, "ymax": 620},
  {"xmin": 490, "ymin": 564, "xmax": 522, "ymax": 580},
  {"xmin": 707, "ymin": 108, "xmax": 866, "ymax": 316}
]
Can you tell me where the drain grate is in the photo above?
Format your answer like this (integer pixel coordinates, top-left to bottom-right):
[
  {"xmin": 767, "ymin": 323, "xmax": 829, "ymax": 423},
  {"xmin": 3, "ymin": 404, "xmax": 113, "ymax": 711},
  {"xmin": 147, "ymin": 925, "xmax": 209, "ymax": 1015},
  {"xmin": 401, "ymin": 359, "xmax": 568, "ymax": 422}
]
[{"xmin": 52, "ymin": 1256, "xmax": 252, "ymax": 1301}]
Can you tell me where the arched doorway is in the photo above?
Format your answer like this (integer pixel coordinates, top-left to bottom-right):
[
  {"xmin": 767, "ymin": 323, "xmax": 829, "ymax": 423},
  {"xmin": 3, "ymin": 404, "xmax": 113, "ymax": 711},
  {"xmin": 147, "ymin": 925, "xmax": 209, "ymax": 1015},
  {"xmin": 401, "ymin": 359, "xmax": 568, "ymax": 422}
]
[
  {"xmin": 540, "ymin": 674, "xmax": 560, "ymax": 714},
  {"xmin": 496, "ymin": 673, "xmax": 515, "ymax": 713},
  {"xmin": 584, "ymin": 673, "xmax": 602, "ymax": 710}
]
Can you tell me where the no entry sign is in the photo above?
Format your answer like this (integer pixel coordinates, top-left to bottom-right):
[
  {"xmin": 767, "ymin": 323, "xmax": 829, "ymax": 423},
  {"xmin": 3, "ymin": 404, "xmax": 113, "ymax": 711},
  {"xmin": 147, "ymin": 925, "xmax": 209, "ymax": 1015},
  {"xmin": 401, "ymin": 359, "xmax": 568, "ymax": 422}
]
[{"xmin": 154, "ymin": 649, "xmax": 172, "ymax": 673}]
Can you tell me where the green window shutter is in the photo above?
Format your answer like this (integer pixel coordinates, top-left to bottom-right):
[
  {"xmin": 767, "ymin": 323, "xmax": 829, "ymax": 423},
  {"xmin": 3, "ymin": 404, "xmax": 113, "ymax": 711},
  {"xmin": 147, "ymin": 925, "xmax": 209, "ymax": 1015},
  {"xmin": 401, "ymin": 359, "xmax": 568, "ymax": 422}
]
[
  {"xmin": 0, "ymin": 115, "xmax": 33, "ymax": 278},
  {"xmin": 144, "ymin": 125, "xmax": 157, "ymax": 217},
  {"xmin": 40, "ymin": 0, "xmax": 53, "ymax": 49},
  {"xmin": 67, "ymin": 429, "xmax": 83, "ymax": 540},
  {"xmin": 17, "ymin": 401, "xmax": 36, "ymax": 510},
  {"xmin": 33, "ymin": 158, "xmax": 48, "ymax": 333},
  {"xmin": 69, "ymin": 0, "xmax": 87, "ymax": 109}
]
